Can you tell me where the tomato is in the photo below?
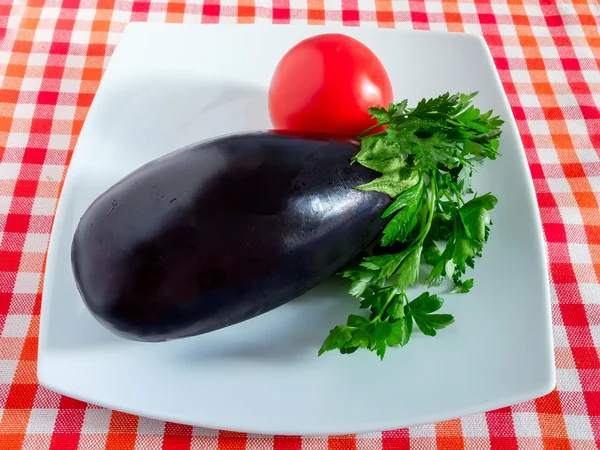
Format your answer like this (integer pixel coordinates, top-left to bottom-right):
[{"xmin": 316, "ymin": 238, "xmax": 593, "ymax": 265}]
[{"xmin": 268, "ymin": 33, "xmax": 393, "ymax": 138}]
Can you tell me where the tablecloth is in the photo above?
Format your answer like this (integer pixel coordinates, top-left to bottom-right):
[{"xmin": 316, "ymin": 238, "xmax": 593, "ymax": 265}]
[{"xmin": 1, "ymin": 0, "xmax": 599, "ymax": 448}]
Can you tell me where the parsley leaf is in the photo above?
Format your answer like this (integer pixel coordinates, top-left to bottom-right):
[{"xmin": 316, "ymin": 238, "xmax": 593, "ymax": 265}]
[
  {"xmin": 408, "ymin": 293, "xmax": 455, "ymax": 337},
  {"xmin": 394, "ymin": 247, "xmax": 422, "ymax": 290},
  {"xmin": 352, "ymin": 135, "xmax": 420, "ymax": 198},
  {"xmin": 459, "ymin": 193, "xmax": 498, "ymax": 242},
  {"xmin": 354, "ymin": 169, "xmax": 419, "ymax": 198},
  {"xmin": 318, "ymin": 325, "xmax": 353, "ymax": 356},
  {"xmin": 380, "ymin": 177, "xmax": 425, "ymax": 246},
  {"xmin": 450, "ymin": 279, "xmax": 474, "ymax": 293}
]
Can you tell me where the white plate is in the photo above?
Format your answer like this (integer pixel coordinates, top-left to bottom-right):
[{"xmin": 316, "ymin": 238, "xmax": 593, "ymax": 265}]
[{"xmin": 38, "ymin": 23, "xmax": 555, "ymax": 435}]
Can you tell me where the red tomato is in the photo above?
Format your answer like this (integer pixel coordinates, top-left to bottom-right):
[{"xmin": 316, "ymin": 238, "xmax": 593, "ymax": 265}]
[{"xmin": 268, "ymin": 33, "xmax": 393, "ymax": 137}]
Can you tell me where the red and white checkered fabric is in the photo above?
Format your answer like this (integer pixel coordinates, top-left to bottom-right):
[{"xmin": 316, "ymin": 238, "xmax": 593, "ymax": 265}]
[{"xmin": 1, "ymin": 0, "xmax": 599, "ymax": 449}]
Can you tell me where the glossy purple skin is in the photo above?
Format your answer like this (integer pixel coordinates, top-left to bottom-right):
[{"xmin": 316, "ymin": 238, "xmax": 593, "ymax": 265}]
[{"xmin": 71, "ymin": 131, "xmax": 391, "ymax": 342}]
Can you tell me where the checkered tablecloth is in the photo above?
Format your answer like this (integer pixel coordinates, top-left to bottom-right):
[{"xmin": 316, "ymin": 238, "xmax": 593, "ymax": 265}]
[{"xmin": 1, "ymin": 0, "xmax": 599, "ymax": 448}]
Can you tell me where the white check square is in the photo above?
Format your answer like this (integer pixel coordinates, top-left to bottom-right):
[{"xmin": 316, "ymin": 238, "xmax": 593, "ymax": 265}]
[
  {"xmin": 34, "ymin": 28, "xmax": 55, "ymax": 43},
  {"xmin": 549, "ymin": 178, "xmax": 574, "ymax": 193},
  {"xmin": 12, "ymin": 104, "xmax": 35, "ymax": 119},
  {"xmin": 0, "ymin": 360, "xmax": 18, "ymax": 384},
  {"xmin": 2, "ymin": 314, "xmax": 32, "ymax": 338},
  {"xmin": 0, "ymin": 163, "xmax": 21, "ymax": 180},
  {"xmin": 31, "ymin": 197, "xmax": 57, "ymax": 216},
  {"xmin": 27, "ymin": 52, "xmax": 50, "ymax": 67},
  {"xmin": 137, "ymin": 417, "xmax": 166, "ymax": 435},
  {"xmin": 564, "ymin": 415, "xmax": 594, "ymax": 440},
  {"xmin": 13, "ymin": 272, "xmax": 42, "ymax": 294},
  {"xmin": 512, "ymin": 412, "xmax": 542, "ymax": 437},
  {"xmin": 48, "ymin": 133, "xmax": 72, "ymax": 150},
  {"xmin": 555, "ymin": 368, "xmax": 583, "ymax": 392},
  {"xmin": 26, "ymin": 409, "xmax": 59, "ymax": 434},
  {"xmin": 65, "ymin": 54, "xmax": 87, "ymax": 69},
  {"xmin": 559, "ymin": 207, "xmax": 584, "ymax": 225},
  {"xmin": 6, "ymin": 133, "xmax": 30, "ymax": 148},
  {"xmin": 0, "ymin": 196, "xmax": 11, "ymax": 215},
  {"xmin": 23, "ymin": 233, "xmax": 50, "ymax": 253},
  {"xmin": 53, "ymin": 105, "xmax": 77, "ymax": 120},
  {"xmin": 40, "ymin": 164, "xmax": 65, "ymax": 182},
  {"xmin": 553, "ymin": 325, "xmax": 569, "ymax": 347},
  {"xmin": 81, "ymin": 408, "xmax": 112, "ymax": 434},
  {"xmin": 568, "ymin": 243, "xmax": 592, "ymax": 264},
  {"xmin": 21, "ymin": 77, "xmax": 43, "ymax": 92}
]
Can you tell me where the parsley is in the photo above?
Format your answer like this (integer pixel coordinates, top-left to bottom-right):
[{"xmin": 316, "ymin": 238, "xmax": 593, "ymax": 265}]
[{"xmin": 319, "ymin": 92, "xmax": 503, "ymax": 359}]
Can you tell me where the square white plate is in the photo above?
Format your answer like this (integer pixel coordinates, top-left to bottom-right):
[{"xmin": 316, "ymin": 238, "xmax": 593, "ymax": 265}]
[{"xmin": 38, "ymin": 23, "xmax": 555, "ymax": 435}]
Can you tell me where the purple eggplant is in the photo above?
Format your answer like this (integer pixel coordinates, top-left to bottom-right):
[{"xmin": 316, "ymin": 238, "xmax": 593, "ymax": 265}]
[{"xmin": 71, "ymin": 131, "xmax": 391, "ymax": 341}]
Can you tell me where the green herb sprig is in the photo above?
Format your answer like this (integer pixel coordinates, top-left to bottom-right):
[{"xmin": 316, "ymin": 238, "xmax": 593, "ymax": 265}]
[{"xmin": 319, "ymin": 92, "xmax": 504, "ymax": 359}]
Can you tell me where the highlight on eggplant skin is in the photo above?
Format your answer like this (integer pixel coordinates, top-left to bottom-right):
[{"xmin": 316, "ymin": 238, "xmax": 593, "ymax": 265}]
[{"xmin": 71, "ymin": 131, "xmax": 392, "ymax": 342}]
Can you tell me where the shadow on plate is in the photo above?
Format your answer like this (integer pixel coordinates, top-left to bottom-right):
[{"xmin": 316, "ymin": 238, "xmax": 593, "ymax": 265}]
[
  {"xmin": 87, "ymin": 75, "xmax": 270, "ymax": 172},
  {"xmin": 162, "ymin": 277, "xmax": 359, "ymax": 363}
]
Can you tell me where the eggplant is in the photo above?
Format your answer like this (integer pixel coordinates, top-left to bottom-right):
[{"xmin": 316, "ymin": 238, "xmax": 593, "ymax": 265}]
[{"xmin": 71, "ymin": 131, "xmax": 391, "ymax": 342}]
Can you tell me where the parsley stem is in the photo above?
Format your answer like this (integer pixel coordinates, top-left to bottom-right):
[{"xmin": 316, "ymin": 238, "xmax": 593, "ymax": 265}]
[
  {"xmin": 449, "ymin": 183, "xmax": 464, "ymax": 206},
  {"xmin": 412, "ymin": 172, "xmax": 438, "ymax": 247},
  {"xmin": 385, "ymin": 173, "xmax": 438, "ymax": 265},
  {"xmin": 374, "ymin": 288, "xmax": 397, "ymax": 322},
  {"xmin": 420, "ymin": 173, "xmax": 437, "ymax": 244},
  {"xmin": 356, "ymin": 123, "xmax": 389, "ymax": 140}
]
